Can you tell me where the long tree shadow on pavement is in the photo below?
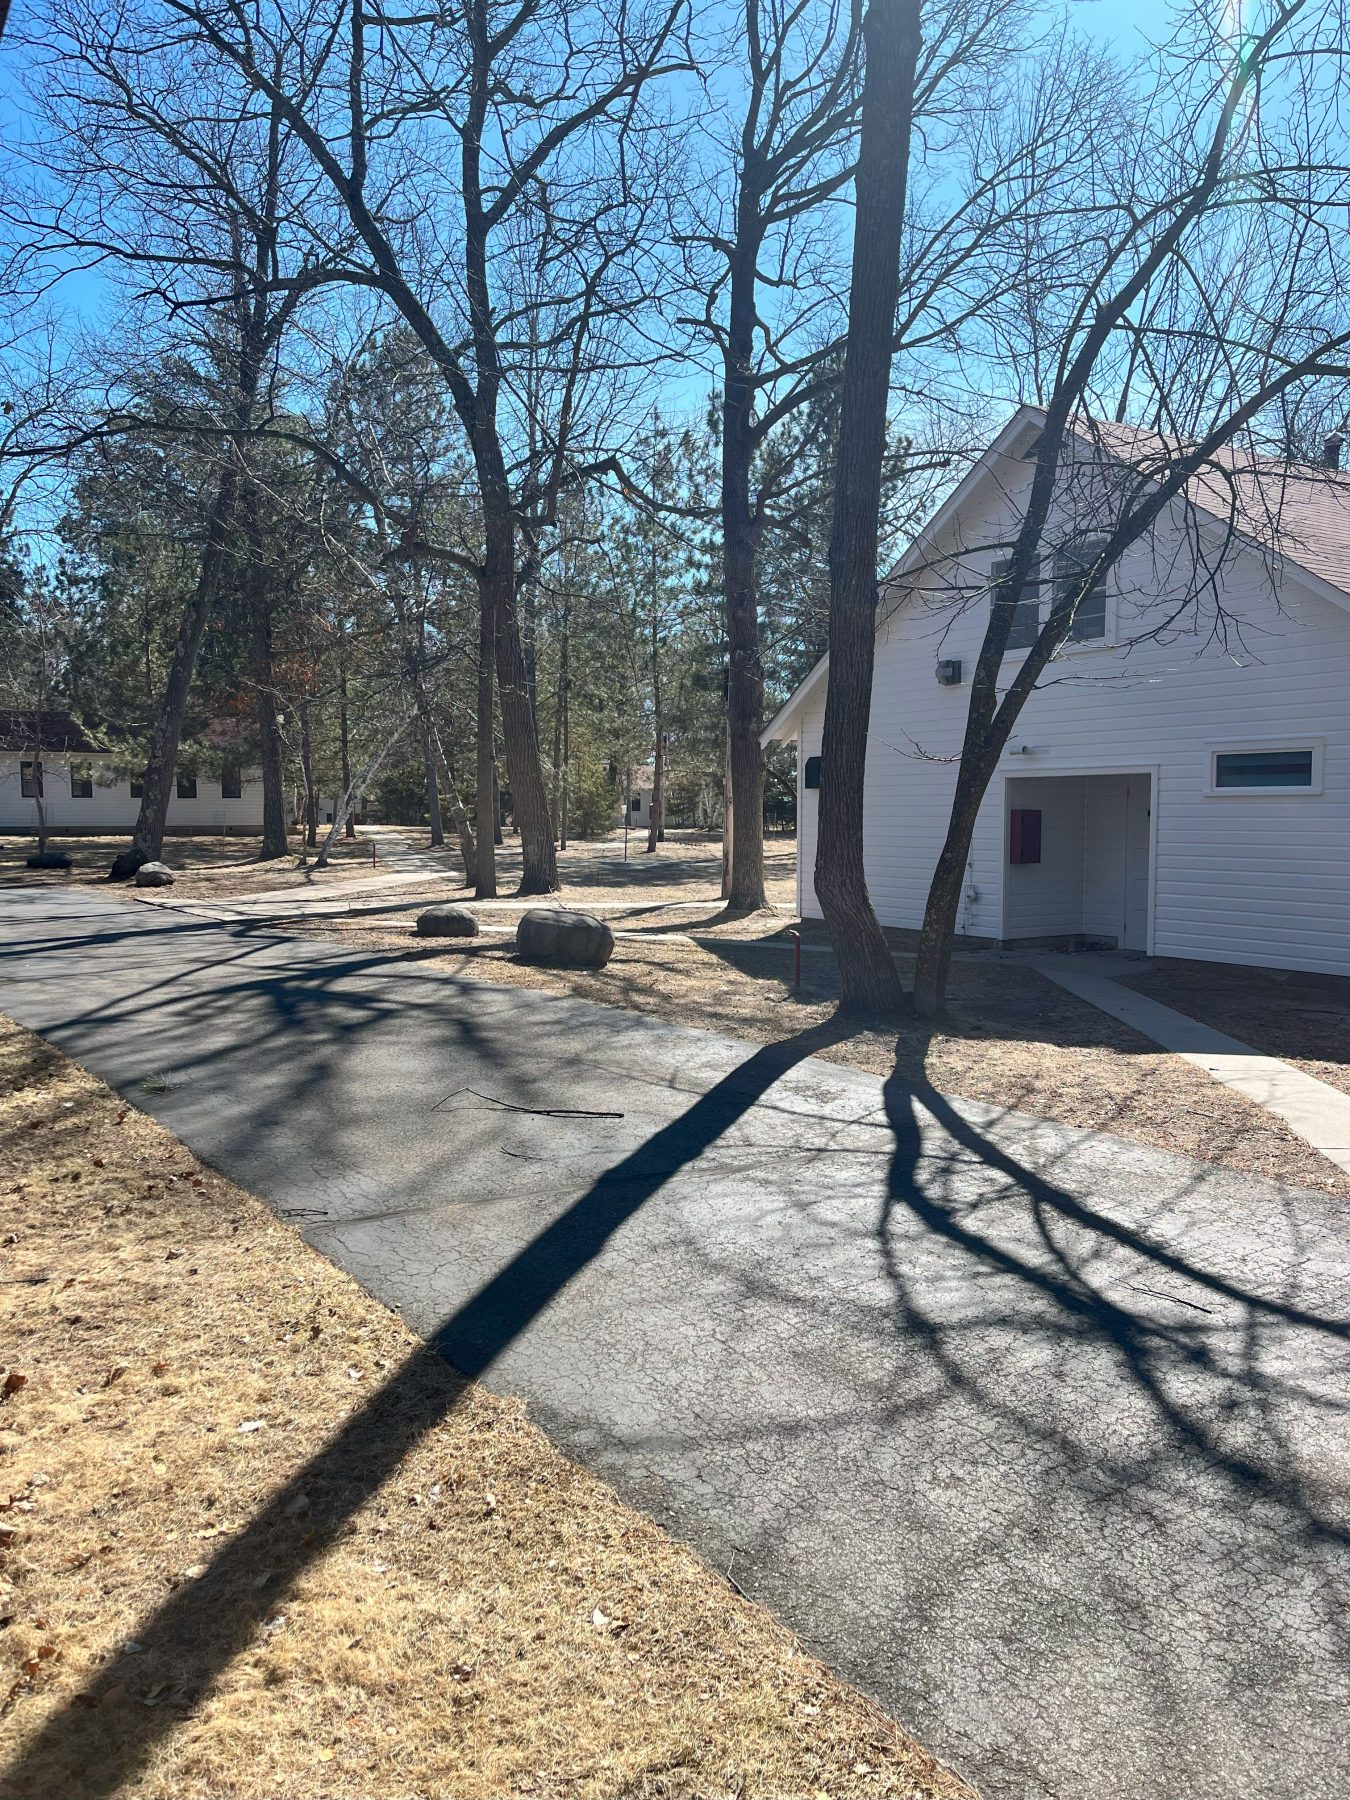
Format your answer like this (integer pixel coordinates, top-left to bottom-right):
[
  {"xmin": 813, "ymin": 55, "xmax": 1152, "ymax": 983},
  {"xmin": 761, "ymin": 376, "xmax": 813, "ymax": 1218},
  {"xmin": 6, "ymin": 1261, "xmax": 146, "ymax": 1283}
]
[
  {"xmin": 0, "ymin": 1018, "xmax": 851, "ymax": 1800},
  {"xmin": 876, "ymin": 1035, "xmax": 1350, "ymax": 1566}
]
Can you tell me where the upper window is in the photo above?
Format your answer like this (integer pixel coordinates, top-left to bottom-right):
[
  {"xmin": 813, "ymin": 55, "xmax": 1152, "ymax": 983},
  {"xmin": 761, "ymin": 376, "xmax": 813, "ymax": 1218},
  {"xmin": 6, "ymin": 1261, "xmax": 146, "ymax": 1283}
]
[
  {"xmin": 220, "ymin": 765, "xmax": 242, "ymax": 800},
  {"xmin": 992, "ymin": 558, "xmax": 1041, "ymax": 652},
  {"xmin": 70, "ymin": 761, "xmax": 94, "ymax": 799},
  {"xmin": 1052, "ymin": 539, "xmax": 1108, "ymax": 642},
  {"xmin": 176, "ymin": 773, "xmax": 197, "ymax": 800},
  {"xmin": 1213, "ymin": 747, "xmax": 1317, "ymax": 792},
  {"xmin": 20, "ymin": 760, "xmax": 42, "ymax": 799}
]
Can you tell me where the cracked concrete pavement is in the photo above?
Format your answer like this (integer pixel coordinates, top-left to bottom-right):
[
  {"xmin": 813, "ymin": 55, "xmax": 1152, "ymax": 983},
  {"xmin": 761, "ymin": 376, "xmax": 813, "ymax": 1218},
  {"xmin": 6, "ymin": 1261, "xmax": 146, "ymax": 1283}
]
[{"xmin": 0, "ymin": 886, "xmax": 1346, "ymax": 1800}]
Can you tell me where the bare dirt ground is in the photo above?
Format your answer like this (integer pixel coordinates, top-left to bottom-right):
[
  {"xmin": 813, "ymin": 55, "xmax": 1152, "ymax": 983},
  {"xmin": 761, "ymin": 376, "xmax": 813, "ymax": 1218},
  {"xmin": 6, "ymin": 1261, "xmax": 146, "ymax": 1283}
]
[
  {"xmin": 0, "ymin": 1013, "xmax": 967, "ymax": 1800},
  {"xmin": 0, "ymin": 833, "xmax": 383, "ymax": 898},
  {"xmin": 1123, "ymin": 957, "xmax": 1350, "ymax": 1098},
  {"xmin": 278, "ymin": 916, "xmax": 1350, "ymax": 1199},
  {"xmin": 388, "ymin": 826, "xmax": 801, "ymax": 913}
]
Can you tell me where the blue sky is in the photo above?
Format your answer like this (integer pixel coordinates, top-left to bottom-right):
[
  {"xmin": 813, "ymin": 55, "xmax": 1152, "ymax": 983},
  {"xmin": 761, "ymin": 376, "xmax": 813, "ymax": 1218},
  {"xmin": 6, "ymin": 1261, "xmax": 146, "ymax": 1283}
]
[{"xmin": 0, "ymin": 0, "xmax": 1179, "ymax": 343}]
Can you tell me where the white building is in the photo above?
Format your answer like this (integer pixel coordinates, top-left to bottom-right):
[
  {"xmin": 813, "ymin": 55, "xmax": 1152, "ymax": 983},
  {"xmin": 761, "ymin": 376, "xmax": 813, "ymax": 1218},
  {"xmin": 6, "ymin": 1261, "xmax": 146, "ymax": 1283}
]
[
  {"xmin": 620, "ymin": 767, "xmax": 657, "ymax": 830},
  {"xmin": 765, "ymin": 408, "xmax": 1350, "ymax": 977},
  {"xmin": 0, "ymin": 711, "xmax": 265, "ymax": 835}
]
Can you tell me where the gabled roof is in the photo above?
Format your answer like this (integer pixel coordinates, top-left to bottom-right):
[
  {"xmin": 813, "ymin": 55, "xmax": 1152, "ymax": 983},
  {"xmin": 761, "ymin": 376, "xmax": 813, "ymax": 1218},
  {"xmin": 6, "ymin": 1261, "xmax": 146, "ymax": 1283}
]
[
  {"xmin": 1087, "ymin": 418, "xmax": 1350, "ymax": 604},
  {"xmin": 0, "ymin": 709, "xmax": 106, "ymax": 754},
  {"xmin": 763, "ymin": 405, "xmax": 1350, "ymax": 742}
]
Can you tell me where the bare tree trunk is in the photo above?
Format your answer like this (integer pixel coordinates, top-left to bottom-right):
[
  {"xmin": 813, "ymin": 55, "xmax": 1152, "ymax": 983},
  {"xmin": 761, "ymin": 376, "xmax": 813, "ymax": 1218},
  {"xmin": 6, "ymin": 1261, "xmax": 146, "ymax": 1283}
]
[
  {"xmin": 473, "ymin": 575, "xmax": 497, "ymax": 897},
  {"xmin": 112, "ymin": 465, "xmax": 237, "ymax": 878},
  {"xmin": 722, "ymin": 220, "xmax": 767, "ymax": 908},
  {"xmin": 338, "ymin": 660, "xmax": 355, "ymax": 838},
  {"xmin": 433, "ymin": 725, "xmax": 477, "ymax": 887},
  {"xmin": 419, "ymin": 704, "xmax": 444, "ymax": 846},
  {"xmin": 814, "ymin": 0, "xmax": 922, "ymax": 1015},
  {"xmin": 315, "ymin": 718, "xmax": 413, "ymax": 868},
  {"xmin": 912, "ymin": 775, "xmax": 993, "ymax": 1017},
  {"xmin": 494, "ymin": 571, "xmax": 557, "ymax": 889},
  {"xmin": 299, "ymin": 700, "xmax": 318, "ymax": 847},
  {"xmin": 493, "ymin": 761, "xmax": 504, "ymax": 844},
  {"xmin": 550, "ymin": 605, "xmax": 567, "ymax": 840},
  {"xmin": 559, "ymin": 675, "xmax": 570, "ymax": 851},
  {"xmin": 647, "ymin": 733, "xmax": 665, "ymax": 854},
  {"xmin": 646, "ymin": 612, "xmax": 664, "ymax": 854},
  {"xmin": 245, "ymin": 489, "xmax": 289, "ymax": 861},
  {"xmin": 721, "ymin": 703, "xmax": 733, "ymax": 900}
]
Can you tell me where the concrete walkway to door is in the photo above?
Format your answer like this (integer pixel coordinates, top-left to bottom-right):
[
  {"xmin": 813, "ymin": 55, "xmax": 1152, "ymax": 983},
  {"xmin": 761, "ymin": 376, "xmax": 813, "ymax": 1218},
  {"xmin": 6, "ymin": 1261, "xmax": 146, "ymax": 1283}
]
[
  {"xmin": 1032, "ymin": 951, "xmax": 1350, "ymax": 1177},
  {"xmin": 0, "ymin": 888, "xmax": 1347, "ymax": 1800}
]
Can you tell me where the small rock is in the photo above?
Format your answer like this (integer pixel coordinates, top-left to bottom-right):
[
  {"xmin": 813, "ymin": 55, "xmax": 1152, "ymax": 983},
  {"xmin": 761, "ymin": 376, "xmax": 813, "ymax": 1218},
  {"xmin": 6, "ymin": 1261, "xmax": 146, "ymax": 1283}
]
[
  {"xmin": 25, "ymin": 851, "xmax": 72, "ymax": 870},
  {"xmin": 134, "ymin": 862, "xmax": 175, "ymax": 888},
  {"xmin": 415, "ymin": 903, "xmax": 478, "ymax": 938},
  {"xmin": 516, "ymin": 908, "xmax": 614, "ymax": 969}
]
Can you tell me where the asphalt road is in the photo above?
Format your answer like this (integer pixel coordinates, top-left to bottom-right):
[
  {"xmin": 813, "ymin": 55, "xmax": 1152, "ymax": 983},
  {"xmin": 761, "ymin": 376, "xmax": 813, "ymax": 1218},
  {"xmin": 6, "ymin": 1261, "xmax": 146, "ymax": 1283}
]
[{"xmin": 1, "ymin": 886, "xmax": 1346, "ymax": 1800}]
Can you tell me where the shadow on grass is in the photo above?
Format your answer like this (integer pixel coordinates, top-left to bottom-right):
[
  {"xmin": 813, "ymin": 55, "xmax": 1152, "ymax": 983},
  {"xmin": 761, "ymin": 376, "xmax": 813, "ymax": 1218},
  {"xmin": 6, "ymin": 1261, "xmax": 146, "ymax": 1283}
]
[{"xmin": 0, "ymin": 1016, "xmax": 851, "ymax": 1800}]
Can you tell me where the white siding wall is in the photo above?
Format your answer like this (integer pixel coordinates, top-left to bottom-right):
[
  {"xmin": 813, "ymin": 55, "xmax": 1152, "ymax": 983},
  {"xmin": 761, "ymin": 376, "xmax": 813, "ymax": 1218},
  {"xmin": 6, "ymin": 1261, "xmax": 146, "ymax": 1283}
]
[
  {"xmin": 791, "ymin": 468, "xmax": 1350, "ymax": 976},
  {"xmin": 0, "ymin": 756, "xmax": 264, "ymax": 834}
]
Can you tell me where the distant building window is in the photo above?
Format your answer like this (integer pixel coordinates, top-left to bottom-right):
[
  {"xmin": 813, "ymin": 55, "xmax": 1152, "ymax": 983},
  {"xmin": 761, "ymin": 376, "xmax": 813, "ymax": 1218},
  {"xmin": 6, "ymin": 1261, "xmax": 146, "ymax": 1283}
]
[
  {"xmin": 21, "ymin": 760, "xmax": 43, "ymax": 799},
  {"xmin": 70, "ymin": 761, "xmax": 94, "ymax": 799},
  {"xmin": 993, "ymin": 558, "xmax": 1041, "ymax": 652},
  {"xmin": 130, "ymin": 775, "xmax": 144, "ymax": 798},
  {"xmin": 176, "ymin": 773, "xmax": 197, "ymax": 800},
  {"xmin": 1213, "ymin": 748, "xmax": 1316, "ymax": 791},
  {"xmin": 1053, "ymin": 539, "xmax": 1109, "ymax": 642},
  {"xmin": 631, "ymin": 794, "xmax": 641, "ymax": 812},
  {"xmin": 220, "ymin": 765, "xmax": 242, "ymax": 800}
]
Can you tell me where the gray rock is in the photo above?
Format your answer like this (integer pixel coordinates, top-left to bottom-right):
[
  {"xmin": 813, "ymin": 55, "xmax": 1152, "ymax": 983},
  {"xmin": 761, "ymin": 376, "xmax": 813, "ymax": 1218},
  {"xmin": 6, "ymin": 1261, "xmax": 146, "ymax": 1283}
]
[
  {"xmin": 415, "ymin": 903, "xmax": 479, "ymax": 938},
  {"xmin": 26, "ymin": 851, "xmax": 72, "ymax": 870},
  {"xmin": 516, "ymin": 907, "xmax": 614, "ymax": 969},
  {"xmin": 134, "ymin": 861, "xmax": 176, "ymax": 887}
]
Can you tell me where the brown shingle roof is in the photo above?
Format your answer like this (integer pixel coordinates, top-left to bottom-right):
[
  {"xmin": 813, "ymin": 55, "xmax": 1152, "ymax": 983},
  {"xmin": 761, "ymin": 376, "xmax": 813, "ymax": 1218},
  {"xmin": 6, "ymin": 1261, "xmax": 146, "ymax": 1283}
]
[{"xmin": 1079, "ymin": 419, "xmax": 1350, "ymax": 607}]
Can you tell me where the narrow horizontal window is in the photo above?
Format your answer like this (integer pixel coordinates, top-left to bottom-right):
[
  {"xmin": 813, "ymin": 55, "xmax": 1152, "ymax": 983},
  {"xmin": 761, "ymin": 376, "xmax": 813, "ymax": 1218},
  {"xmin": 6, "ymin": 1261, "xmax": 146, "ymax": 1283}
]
[
  {"xmin": 70, "ymin": 761, "xmax": 94, "ymax": 799},
  {"xmin": 1214, "ymin": 749, "xmax": 1313, "ymax": 789}
]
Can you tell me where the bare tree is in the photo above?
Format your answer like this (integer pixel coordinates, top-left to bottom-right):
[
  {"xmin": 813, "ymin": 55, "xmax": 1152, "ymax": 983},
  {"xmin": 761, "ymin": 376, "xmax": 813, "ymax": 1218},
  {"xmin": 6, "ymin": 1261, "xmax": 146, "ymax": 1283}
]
[
  {"xmin": 161, "ymin": 0, "xmax": 691, "ymax": 894},
  {"xmin": 909, "ymin": 0, "xmax": 1350, "ymax": 1014},
  {"xmin": 813, "ymin": 0, "xmax": 924, "ymax": 1012},
  {"xmin": 686, "ymin": 0, "xmax": 863, "ymax": 908},
  {"xmin": 12, "ymin": 0, "xmax": 353, "ymax": 871}
]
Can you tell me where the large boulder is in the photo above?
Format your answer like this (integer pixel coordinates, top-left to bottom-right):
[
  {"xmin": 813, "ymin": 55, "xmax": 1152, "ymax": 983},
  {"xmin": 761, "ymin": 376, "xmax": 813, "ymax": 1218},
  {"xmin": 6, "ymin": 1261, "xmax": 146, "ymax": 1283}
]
[
  {"xmin": 415, "ymin": 904, "xmax": 479, "ymax": 938},
  {"xmin": 26, "ymin": 851, "xmax": 72, "ymax": 870},
  {"xmin": 516, "ymin": 907, "xmax": 614, "ymax": 969},
  {"xmin": 134, "ymin": 861, "xmax": 176, "ymax": 888}
]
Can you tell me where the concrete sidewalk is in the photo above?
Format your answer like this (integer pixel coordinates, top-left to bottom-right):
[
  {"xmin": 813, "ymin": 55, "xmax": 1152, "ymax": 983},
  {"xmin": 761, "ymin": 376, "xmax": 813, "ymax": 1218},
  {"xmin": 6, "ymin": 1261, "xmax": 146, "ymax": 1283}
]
[
  {"xmin": 1, "ymin": 886, "xmax": 1347, "ymax": 1800},
  {"xmin": 1034, "ymin": 954, "xmax": 1350, "ymax": 1175}
]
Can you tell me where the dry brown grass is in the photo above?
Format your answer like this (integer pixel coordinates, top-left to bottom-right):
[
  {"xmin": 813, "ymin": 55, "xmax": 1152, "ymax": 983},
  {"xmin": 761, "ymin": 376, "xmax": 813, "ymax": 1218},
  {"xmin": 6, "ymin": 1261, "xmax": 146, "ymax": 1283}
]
[
  {"xmin": 1123, "ymin": 957, "xmax": 1350, "ymax": 1099},
  {"xmin": 0, "ymin": 1015, "xmax": 969, "ymax": 1800},
  {"xmin": 275, "ymin": 912, "xmax": 1350, "ymax": 1199},
  {"xmin": 390, "ymin": 828, "xmax": 800, "ymax": 914},
  {"xmin": 0, "ymin": 834, "xmax": 382, "ymax": 898}
]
